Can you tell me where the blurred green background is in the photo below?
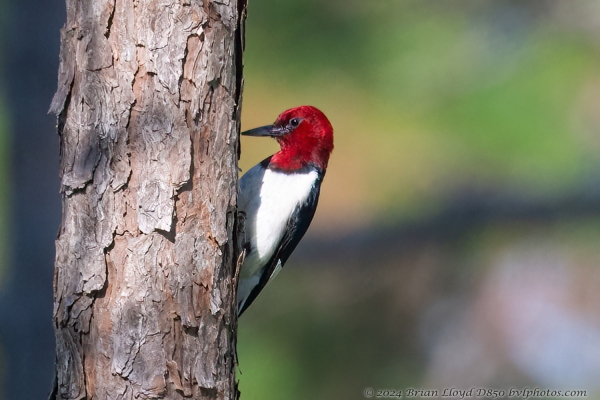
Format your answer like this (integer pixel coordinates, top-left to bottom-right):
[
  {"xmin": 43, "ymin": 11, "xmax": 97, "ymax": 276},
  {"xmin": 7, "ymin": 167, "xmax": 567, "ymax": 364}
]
[
  {"xmin": 1, "ymin": 0, "xmax": 600, "ymax": 399},
  {"xmin": 237, "ymin": 1, "xmax": 600, "ymax": 399}
]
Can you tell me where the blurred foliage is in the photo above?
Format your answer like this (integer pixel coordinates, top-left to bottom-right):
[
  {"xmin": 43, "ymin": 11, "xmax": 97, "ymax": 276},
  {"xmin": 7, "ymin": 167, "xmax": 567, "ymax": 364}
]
[
  {"xmin": 238, "ymin": 219, "xmax": 600, "ymax": 400},
  {"xmin": 238, "ymin": 1, "xmax": 600, "ymax": 399},
  {"xmin": 240, "ymin": 0, "xmax": 600, "ymax": 230}
]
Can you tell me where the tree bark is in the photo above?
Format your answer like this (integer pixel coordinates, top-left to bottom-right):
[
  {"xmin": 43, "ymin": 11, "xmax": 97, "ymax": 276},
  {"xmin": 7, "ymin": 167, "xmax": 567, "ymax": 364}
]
[{"xmin": 49, "ymin": 0, "xmax": 246, "ymax": 398}]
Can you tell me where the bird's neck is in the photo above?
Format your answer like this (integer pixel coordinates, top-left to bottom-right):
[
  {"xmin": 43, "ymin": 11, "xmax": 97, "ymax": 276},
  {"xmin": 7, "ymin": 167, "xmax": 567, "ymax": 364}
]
[{"xmin": 270, "ymin": 141, "xmax": 330, "ymax": 173}]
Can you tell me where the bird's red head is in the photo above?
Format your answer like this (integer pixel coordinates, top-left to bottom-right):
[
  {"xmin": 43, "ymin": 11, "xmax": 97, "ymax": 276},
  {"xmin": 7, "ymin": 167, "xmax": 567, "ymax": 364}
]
[{"xmin": 242, "ymin": 106, "xmax": 334, "ymax": 172}]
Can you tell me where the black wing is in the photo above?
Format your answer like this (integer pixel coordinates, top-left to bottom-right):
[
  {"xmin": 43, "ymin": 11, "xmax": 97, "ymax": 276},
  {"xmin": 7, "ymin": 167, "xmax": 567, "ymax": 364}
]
[{"xmin": 238, "ymin": 175, "xmax": 322, "ymax": 316}]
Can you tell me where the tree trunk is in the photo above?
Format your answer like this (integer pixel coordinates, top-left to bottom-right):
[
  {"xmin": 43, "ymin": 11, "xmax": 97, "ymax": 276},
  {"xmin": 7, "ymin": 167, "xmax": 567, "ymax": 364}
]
[{"xmin": 49, "ymin": 0, "xmax": 246, "ymax": 398}]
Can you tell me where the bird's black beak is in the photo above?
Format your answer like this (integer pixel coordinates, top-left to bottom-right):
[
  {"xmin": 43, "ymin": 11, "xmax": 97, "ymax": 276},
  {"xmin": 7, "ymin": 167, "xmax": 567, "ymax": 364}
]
[{"xmin": 241, "ymin": 125, "xmax": 288, "ymax": 137}]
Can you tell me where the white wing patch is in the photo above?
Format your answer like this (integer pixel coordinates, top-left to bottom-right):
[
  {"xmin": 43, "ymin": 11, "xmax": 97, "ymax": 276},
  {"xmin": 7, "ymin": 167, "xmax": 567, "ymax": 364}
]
[
  {"xmin": 237, "ymin": 166, "xmax": 318, "ymax": 307},
  {"xmin": 253, "ymin": 169, "xmax": 318, "ymax": 260}
]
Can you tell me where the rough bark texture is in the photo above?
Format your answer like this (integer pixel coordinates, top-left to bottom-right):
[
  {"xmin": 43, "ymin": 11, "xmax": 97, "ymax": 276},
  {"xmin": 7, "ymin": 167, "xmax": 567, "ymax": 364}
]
[{"xmin": 50, "ymin": 0, "xmax": 246, "ymax": 398}]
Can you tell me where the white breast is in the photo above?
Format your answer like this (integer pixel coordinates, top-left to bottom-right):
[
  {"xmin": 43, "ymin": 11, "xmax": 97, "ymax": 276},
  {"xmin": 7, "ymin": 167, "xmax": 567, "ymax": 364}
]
[{"xmin": 238, "ymin": 166, "xmax": 318, "ymax": 278}]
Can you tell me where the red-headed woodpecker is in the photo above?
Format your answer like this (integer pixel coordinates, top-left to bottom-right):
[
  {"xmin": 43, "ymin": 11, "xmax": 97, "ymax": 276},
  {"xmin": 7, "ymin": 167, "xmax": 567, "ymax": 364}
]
[{"xmin": 237, "ymin": 106, "xmax": 334, "ymax": 316}]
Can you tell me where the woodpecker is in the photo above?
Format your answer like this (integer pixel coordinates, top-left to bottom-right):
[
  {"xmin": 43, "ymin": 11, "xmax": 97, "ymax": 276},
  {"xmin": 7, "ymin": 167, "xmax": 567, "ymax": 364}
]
[{"xmin": 237, "ymin": 106, "xmax": 334, "ymax": 316}]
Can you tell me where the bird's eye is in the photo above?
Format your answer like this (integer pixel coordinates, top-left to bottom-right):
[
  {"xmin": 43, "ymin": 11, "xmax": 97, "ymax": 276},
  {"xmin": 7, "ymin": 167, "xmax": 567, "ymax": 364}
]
[{"xmin": 289, "ymin": 118, "xmax": 301, "ymax": 128}]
